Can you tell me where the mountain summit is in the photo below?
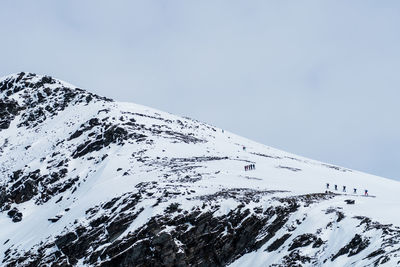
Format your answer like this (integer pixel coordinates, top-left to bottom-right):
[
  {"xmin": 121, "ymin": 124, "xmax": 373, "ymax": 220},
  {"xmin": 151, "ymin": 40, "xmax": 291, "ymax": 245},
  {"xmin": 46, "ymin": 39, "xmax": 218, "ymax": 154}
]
[{"xmin": 0, "ymin": 72, "xmax": 399, "ymax": 266}]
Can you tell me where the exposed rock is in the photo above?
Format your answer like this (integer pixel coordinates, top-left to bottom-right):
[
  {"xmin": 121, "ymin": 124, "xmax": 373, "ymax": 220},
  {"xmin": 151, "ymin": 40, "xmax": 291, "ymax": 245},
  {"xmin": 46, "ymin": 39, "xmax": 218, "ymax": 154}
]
[
  {"xmin": 7, "ymin": 208, "xmax": 22, "ymax": 222},
  {"xmin": 288, "ymin": 234, "xmax": 323, "ymax": 251},
  {"xmin": 331, "ymin": 234, "xmax": 370, "ymax": 261},
  {"xmin": 0, "ymin": 99, "xmax": 21, "ymax": 130},
  {"xmin": 267, "ymin": 233, "xmax": 292, "ymax": 252}
]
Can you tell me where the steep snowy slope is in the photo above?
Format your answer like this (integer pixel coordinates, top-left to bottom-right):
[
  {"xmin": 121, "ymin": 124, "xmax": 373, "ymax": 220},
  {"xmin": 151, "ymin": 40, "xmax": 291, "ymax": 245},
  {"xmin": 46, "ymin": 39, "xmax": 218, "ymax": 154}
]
[{"xmin": 0, "ymin": 72, "xmax": 400, "ymax": 266}]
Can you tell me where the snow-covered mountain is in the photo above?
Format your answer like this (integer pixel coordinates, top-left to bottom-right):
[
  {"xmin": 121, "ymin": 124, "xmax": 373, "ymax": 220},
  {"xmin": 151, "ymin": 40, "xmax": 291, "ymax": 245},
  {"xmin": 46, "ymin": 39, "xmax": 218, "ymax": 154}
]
[{"xmin": 1, "ymin": 72, "xmax": 400, "ymax": 267}]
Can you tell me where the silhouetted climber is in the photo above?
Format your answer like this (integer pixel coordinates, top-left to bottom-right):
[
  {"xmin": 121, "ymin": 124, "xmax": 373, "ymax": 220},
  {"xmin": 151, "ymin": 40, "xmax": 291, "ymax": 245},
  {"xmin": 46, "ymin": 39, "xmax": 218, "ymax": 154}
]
[
  {"xmin": 252, "ymin": 164, "xmax": 255, "ymax": 170},
  {"xmin": 326, "ymin": 183, "xmax": 329, "ymax": 189},
  {"xmin": 243, "ymin": 146, "xmax": 246, "ymax": 151},
  {"xmin": 353, "ymin": 188, "xmax": 357, "ymax": 194},
  {"xmin": 334, "ymin": 185, "xmax": 338, "ymax": 190},
  {"xmin": 343, "ymin": 186, "xmax": 346, "ymax": 192},
  {"xmin": 365, "ymin": 189, "xmax": 368, "ymax": 196}
]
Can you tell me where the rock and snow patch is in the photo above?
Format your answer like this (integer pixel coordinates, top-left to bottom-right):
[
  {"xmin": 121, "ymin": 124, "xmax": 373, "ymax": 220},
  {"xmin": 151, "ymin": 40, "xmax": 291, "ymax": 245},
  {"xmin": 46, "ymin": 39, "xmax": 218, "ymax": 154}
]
[{"xmin": 0, "ymin": 72, "xmax": 400, "ymax": 266}]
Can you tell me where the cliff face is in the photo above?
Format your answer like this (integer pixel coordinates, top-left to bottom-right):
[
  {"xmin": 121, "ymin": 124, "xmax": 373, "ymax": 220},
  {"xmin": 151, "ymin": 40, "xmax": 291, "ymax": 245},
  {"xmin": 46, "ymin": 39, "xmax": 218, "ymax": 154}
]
[{"xmin": 0, "ymin": 72, "xmax": 400, "ymax": 266}]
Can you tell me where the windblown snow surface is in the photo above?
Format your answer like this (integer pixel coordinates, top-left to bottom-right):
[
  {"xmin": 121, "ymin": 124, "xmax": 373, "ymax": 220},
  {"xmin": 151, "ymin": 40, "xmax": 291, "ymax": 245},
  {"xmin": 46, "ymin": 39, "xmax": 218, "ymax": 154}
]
[{"xmin": 0, "ymin": 72, "xmax": 400, "ymax": 266}]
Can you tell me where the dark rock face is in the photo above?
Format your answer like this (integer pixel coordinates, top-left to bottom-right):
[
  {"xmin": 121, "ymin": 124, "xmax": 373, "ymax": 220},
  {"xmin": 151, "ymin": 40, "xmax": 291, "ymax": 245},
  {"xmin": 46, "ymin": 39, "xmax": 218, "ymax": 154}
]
[
  {"xmin": 0, "ymin": 72, "xmax": 28, "ymax": 94},
  {"xmin": 4, "ymin": 191, "xmax": 338, "ymax": 267},
  {"xmin": 0, "ymin": 99, "xmax": 21, "ymax": 130},
  {"xmin": 0, "ymin": 169, "xmax": 41, "ymax": 208},
  {"xmin": 325, "ymin": 207, "xmax": 345, "ymax": 222},
  {"xmin": 8, "ymin": 191, "xmax": 144, "ymax": 266},
  {"xmin": 7, "ymin": 208, "xmax": 22, "ymax": 222},
  {"xmin": 353, "ymin": 216, "xmax": 400, "ymax": 266},
  {"xmin": 282, "ymin": 250, "xmax": 312, "ymax": 266},
  {"xmin": 71, "ymin": 125, "xmax": 138, "ymax": 158},
  {"xmin": 0, "ymin": 72, "xmax": 112, "ymax": 130},
  {"xmin": 331, "ymin": 234, "xmax": 370, "ymax": 261},
  {"xmin": 288, "ymin": 234, "xmax": 324, "ymax": 251},
  {"xmin": 0, "ymin": 167, "xmax": 77, "ymax": 209},
  {"xmin": 68, "ymin": 118, "xmax": 102, "ymax": 140},
  {"xmin": 267, "ymin": 233, "xmax": 292, "ymax": 252},
  {"xmin": 91, "ymin": 196, "xmax": 300, "ymax": 267}
]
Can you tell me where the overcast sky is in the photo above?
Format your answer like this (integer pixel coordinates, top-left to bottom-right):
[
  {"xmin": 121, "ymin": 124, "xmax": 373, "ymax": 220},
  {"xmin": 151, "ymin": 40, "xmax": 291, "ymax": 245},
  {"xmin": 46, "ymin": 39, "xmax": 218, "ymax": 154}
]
[{"xmin": 2, "ymin": 1, "xmax": 400, "ymax": 181}]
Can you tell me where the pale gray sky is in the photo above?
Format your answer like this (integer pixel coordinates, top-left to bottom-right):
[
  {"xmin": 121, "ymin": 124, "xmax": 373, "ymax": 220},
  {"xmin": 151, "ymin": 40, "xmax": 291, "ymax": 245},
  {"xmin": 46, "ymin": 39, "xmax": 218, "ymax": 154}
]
[{"xmin": 2, "ymin": 1, "xmax": 400, "ymax": 180}]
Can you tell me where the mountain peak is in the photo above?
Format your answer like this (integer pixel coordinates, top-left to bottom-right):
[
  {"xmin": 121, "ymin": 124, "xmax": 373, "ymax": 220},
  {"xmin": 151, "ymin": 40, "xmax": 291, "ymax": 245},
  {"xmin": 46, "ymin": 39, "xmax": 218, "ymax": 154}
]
[
  {"xmin": 0, "ymin": 72, "xmax": 112, "ymax": 130},
  {"xmin": 1, "ymin": 72, "xmax": 57, "ymax": 94}
]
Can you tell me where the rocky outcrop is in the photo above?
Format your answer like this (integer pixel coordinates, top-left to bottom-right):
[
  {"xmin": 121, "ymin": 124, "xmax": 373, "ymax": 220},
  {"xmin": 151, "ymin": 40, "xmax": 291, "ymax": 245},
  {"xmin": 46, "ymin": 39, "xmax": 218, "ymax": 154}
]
[
  {"xmin": 0, "ymin": 167, "xmax": 77, "ymax": 209},
  {"xmin": 8, "ymin": 189, "xmax": 395, "ymax": 267},
  {"xmin": 0, "ymin": 72, "xmax": 111, "ymax": 130},
  {"xmin": 0, "ymin": 99, "xmax": 21, "ymax": 130},
  {"xmin": 4, "ymin": 191, "xmax": 328, "ymax": 266}
]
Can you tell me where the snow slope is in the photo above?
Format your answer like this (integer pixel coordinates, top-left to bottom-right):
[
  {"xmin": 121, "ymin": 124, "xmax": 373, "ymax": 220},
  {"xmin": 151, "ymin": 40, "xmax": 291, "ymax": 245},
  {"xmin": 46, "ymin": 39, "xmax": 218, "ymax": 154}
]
[{"xmin": 0, "ymin": 72, "xmax": 399, "ymax": 266}]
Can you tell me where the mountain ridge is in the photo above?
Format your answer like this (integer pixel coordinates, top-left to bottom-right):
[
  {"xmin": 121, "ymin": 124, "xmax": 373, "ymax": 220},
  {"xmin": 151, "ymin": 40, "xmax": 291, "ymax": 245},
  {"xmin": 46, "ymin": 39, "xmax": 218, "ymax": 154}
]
[{"xmin": 0, "ymin": 72, "xmax": 399, "ymax": 266}]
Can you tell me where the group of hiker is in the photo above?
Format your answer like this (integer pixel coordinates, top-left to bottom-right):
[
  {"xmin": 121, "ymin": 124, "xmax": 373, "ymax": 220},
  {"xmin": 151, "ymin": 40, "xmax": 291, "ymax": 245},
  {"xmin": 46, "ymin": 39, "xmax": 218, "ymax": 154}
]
[
  {"xmin": 237, "ymin": 141, "xmax": 371, "ymax": 197},
  {"xmin": 245, "ymin": 164, "xmax": 256, "ymax": 171},
  {"xmin": 326, "ymin": 183, "xmax": 368, "ymax": 196}
]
